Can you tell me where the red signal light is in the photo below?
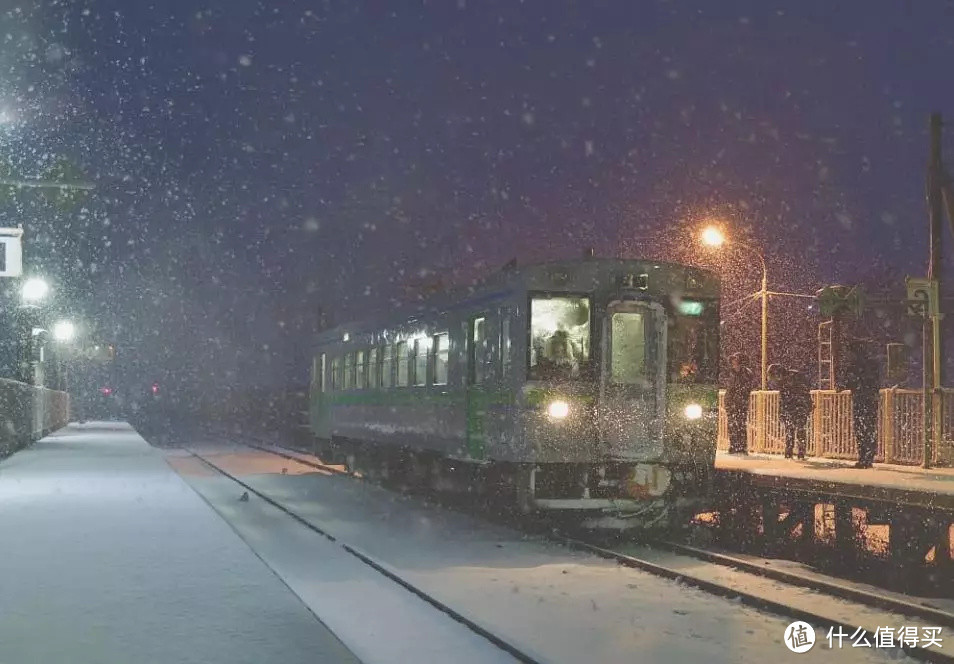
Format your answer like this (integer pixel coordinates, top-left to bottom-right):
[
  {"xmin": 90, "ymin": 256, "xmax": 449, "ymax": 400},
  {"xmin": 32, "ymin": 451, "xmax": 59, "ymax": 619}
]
[
  {"xmin": 100, "ymin": 386, "xmax": 112, "ymax": 396},
  {"xmin": 151, "ymin": 383, "xmax": 159, "ymax": 395}
]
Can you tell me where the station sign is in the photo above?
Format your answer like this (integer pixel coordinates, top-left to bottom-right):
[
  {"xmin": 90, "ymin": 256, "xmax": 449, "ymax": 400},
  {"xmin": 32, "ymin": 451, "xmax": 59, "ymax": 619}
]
[
  {"xmin": 905, "ymin": 277, "xmax": 938, "ymax": 318},
  {"xmin": 678, "ymin": 300, "xmax": 704, "ymax": 316}
]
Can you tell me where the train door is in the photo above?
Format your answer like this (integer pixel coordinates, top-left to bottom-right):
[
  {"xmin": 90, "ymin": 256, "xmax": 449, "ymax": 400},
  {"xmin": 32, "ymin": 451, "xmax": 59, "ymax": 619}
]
[
  {"xmin": 465, "ymin": 315, "xmax": 489, "ymax": 460},
  {"xmin": 599, "ymin": 300, "xmax": 667, "ymax": 459}
]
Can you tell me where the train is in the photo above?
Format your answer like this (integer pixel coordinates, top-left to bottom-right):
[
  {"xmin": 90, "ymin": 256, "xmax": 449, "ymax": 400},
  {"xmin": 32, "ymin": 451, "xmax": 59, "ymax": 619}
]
[{"xmin": 309, "ymin": 257, "xmax": 720, "ymax": 529}]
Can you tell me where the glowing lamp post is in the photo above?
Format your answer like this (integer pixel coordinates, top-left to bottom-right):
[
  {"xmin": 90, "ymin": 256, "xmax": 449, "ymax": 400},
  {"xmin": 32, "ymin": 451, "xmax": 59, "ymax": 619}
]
[
  {"xmin": 21, "ymin": 277, "xmax": 49, "ymax": 304},
  {"xmin": 700, "ymin": 226, "xmax": 726, "ymax": 248},
  {"xmin": 16, "ymin": 277, "xmax": 50, "ymax": 384},
  {"xmin": 52, "ymin": 319, "xmax": 76, "ymax": 394},
  {"xmin": 701, "ymin": 225, "xmax": 769, "ymax": 390},
  {"xmin": 53, "ymin": 320, "xmax": 75, "ymax": 342}
]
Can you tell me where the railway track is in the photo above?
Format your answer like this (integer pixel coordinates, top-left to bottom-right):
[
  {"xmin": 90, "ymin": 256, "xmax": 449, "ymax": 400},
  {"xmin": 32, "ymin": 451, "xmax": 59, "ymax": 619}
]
[
  {"xmin": 184, "ymin": 446, "xmax": 544, "ymax": 664},
  {"xmin": 195, "ymin": 431, "xmax": 954, "ymax": 662}
]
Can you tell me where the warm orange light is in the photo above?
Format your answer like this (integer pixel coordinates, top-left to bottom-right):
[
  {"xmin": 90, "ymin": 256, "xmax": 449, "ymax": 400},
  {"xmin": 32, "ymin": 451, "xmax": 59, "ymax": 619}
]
[{"xmin": 700, "ymin": 226, "xmax": 726, "ymax": 248}]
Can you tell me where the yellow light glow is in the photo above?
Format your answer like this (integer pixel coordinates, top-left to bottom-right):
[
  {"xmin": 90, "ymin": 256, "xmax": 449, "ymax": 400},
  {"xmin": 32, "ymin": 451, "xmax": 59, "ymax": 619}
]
[
  {"xmin": 700, "ymin": 226, "xmax": 726, "ymax": 248},
  {"xmin": 547, "ymin": 400, "xmax": 570, "ymax": 419}
]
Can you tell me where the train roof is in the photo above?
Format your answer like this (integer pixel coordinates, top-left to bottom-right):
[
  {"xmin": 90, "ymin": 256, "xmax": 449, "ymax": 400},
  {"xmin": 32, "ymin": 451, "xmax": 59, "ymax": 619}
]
[{"xmin": 314, "ymin": 257, "xmax": 718, "ymax": 345}]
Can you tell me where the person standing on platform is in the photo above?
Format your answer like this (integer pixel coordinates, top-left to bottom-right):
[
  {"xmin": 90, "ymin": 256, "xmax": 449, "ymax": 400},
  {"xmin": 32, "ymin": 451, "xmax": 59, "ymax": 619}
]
[
  {"xmin": 725, "ymin": 352, "xmax": 755, "ymax": 455},
  {"xmin": 769, "ymin": 364, "xmax": 813, "ymax": 460},
  {"xmin": 844, "ymin": 337, "xmax": 879, "ymax": 468}
]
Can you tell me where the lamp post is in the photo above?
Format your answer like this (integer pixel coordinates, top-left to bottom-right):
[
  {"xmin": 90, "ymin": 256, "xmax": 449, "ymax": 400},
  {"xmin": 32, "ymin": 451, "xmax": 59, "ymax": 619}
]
[
  {"xmin": 701, "ymin": 226, "xmax": 770, "ymax": 390},
  {"xmin": 53, "ymin": 320, "xmax": 74, "ymax": 343},
  {"xmin": 52, "ymin": 320, "xmax": 75, "ymax": 393},
  {"xmin": 17, "ymin": 277, "xmax": 50, "ymax": 385},
  {"xmin": 21, "ymin": 277, "xmax": 49, "ymax": 303}
]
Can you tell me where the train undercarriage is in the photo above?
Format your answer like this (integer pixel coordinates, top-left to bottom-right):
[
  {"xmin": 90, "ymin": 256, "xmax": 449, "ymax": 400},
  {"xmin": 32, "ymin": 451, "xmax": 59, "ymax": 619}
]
[{"xmin": 318, "ymin": 435, "xmax": 710, "ymax": 531}]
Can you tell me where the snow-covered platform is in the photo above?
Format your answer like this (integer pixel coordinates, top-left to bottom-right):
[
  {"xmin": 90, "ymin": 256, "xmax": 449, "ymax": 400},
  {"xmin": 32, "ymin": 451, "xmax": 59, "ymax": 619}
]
[
  {"xmin": 716, "ymin": 451, "xmax": 954, "ymax": 511},
  {"xmin": 0, "ymin": 422, "xmax": 359, "ymax": 664}
]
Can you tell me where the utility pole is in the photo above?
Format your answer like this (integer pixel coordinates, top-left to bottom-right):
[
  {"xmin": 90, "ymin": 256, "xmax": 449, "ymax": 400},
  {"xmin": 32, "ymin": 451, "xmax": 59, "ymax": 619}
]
[{"xmin": 925, "ymin": 113, "xmax": 946, "ymax": 467}]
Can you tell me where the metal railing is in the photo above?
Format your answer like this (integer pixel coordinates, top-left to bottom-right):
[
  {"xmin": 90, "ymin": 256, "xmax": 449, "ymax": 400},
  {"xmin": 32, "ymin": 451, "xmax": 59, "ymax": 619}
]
[{"xmin": 717, "ymin": 388, "xmax": 954, "ymax": 466}]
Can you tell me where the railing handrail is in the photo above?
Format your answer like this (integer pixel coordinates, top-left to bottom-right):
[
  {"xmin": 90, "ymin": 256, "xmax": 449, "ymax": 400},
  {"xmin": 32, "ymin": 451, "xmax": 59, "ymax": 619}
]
[{"xmin": 718, "ymin": 387, "xmax": 948, "ymax": 466}]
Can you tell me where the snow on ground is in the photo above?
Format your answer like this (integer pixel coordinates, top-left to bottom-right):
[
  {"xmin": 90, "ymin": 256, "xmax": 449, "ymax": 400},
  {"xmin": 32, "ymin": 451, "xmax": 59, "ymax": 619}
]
[
  {"xmin": 0, "ymin": 423, "xmax": 359, "ymax": 664},
  {"xmin": 716, "ymin": 450, "xmax": 954, "ymax": 495},
  {"xmin": 189, "ymin": 442, "xmax": 915, "ymax": 664},
  {"xmin": 172, "ymin": 453, "xmax": 520, "ymax": 664}
]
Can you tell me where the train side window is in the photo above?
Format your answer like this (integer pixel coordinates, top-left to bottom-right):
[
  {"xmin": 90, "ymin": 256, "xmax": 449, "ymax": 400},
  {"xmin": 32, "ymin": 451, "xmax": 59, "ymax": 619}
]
[
  {"xmin": 344, "ymin": 352, "xmax": 355, "ymax": 390},
  {"xmin": 356, "ymin": 350, "xmax": 367, "ymax": 390},
  {"xmin": 368, "ymin": 347, "xmax": 380, "ymax": 389},
  {"xmin": 433, "ymin": 333, "xmax": 449, "ymax": 385},
  {"xmin": 470, "ymin": 317, "xmax": 488, "ymax": 384},
  {"xmin": 396, "ymin": 341, "xmax": 409, "ymax": 386},
  {"xmin": 313, "ymin": 353, "xmax": 326, "ymax": 392},
  {"xmin": 382, "ymin": 344, "xmax": 394, "ymax": 388},
  {"xmin": 413, "ymin": 338, "xmax": 427, "ymax": 386},
  {"xmin": 500, "ymin": 315, "xmax": 511, "ymax": 378},
  {"xmin": 330, "ymin": 356, "xmax": 339, "ymax": 391}
]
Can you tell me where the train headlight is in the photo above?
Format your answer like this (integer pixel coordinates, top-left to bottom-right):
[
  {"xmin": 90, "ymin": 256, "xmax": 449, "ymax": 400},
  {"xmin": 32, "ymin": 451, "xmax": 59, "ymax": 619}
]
[
  {"xmin": 547, "ymin": 400, "xmax": 570, "ymax": 420},
  {"xmin": 683, "ymin": 403, "xmax": 703, "ymax": 420}
]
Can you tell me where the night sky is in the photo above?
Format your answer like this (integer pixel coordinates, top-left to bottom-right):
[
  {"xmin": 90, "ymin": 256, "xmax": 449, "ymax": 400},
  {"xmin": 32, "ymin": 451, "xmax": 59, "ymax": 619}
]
[{"xmin": 1, "ymin": 1, "xmax": 953, "ymax": 395}]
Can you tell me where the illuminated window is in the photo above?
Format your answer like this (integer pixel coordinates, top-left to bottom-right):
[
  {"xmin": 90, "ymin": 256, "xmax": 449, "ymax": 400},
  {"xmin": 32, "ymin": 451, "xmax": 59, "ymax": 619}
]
[
  {"xmin": 382, "ymin": 345, "xmax": 394, "ymax": 388},
  {"xmin": 470, "ymin": 317, "xmax": 488, "ymax": 384},
  {"xmin": 355, "ymin": 350, "xmax": 366, "ymax": 389},
  {"xmin": 330, "ymin": 356, "xmax": 339, "ymax": 391},
  {"xmin": 368, "ymin": 347, "xmax": 380, "ymax": 388},
  {"xmin": 313, "ymin": 353, "xmax": 326, "ymax": 392},
  {"xmin": 611, "ymin": 312, "xmax": 646, "ymax": 384},
  {"xmin": 396, "ymin": 341, "xmax": 409, "ymax": 386},
  {"xmin": 344, "ymin": 352, "xmax": 355, "ymax": 390},
  {"xmin": 500, "ymin": 316, "xmax": 511, "ymax": 378},
  {"xmin": 529, "ymin": 296, "xmax": 591, "ymax": 380},
  {"xmin": 433, "ymin": 333, "xmax": 449, "ymax": 385},
  {"xmin": 413, "ymin": 338, "xmax": 427, "ymax": 386}
]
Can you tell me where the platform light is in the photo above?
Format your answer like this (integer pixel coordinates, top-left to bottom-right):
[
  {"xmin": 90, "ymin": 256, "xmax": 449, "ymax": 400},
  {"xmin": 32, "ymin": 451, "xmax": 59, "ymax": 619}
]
[
  {"xmin": 21, "ymin": 277, "xmax": 49, "ymax": 303},
  {"xmin": 53, "ymin": 320, "xmax": 75, "ymax": 342},
  {"xmin": 700, "ymin": 226, "xmax": 725, "ymax": 248},
  {"xmin": 683, "ymin": 403, "xmax": 703, "ymax": 420},
  {"xmin": 547, "ymin": 400, "xmax": 570, "ymax": 420}
]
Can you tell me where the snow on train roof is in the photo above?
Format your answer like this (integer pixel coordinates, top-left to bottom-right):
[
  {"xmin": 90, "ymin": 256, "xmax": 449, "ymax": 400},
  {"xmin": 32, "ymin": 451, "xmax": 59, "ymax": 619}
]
[{"xmin": 314, "ymin": 257, "xmax": 718, "ymax": 345}]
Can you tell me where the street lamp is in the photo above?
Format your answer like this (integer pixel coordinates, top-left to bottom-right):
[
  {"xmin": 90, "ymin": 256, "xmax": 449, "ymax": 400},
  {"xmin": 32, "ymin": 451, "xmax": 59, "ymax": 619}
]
[
  {"xmin": 701, "ymin": 226, "xmax": 726, "ymax": 248},
  {"xmin": 51, "ymin": 319, "xmax": 76, "ymax": 394},
  {"xmin": 53, "ymin": 320, "xmax": 75, "ymax": 342},
  {"xmin": 21, "ymin": 277, "xmax": 49, "ymax": 303},
  {"xmin": 17, "ymin": 277, "xmax": 50, "ymax": 384},
  {"xmin": 701, "ymin": 225, "xmax": 770, "ymax": 390}
]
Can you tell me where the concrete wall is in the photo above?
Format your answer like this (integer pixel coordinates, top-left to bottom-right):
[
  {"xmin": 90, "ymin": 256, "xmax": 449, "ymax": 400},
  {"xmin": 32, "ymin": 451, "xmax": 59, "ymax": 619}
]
[{"xmin": 0, "ymin": 378, "xmax": 70, "ymax": 457}]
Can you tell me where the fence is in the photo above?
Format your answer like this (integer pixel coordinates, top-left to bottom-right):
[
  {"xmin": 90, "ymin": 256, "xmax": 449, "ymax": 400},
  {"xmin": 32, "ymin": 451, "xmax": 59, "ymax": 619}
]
[
  {"xmin": 0, "ymin": 378, "xmax": 70, "ymax": 457},
  {"xmin": 717, "ymin": 388, "xmax": 954, "ymax": 466}
]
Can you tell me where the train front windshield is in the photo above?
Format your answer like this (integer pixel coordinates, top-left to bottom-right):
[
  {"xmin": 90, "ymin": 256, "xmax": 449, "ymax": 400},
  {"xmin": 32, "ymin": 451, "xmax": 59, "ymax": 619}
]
[{"xmin": 529, "ymin": 295, "xmax": 592, "ymax": 381}]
